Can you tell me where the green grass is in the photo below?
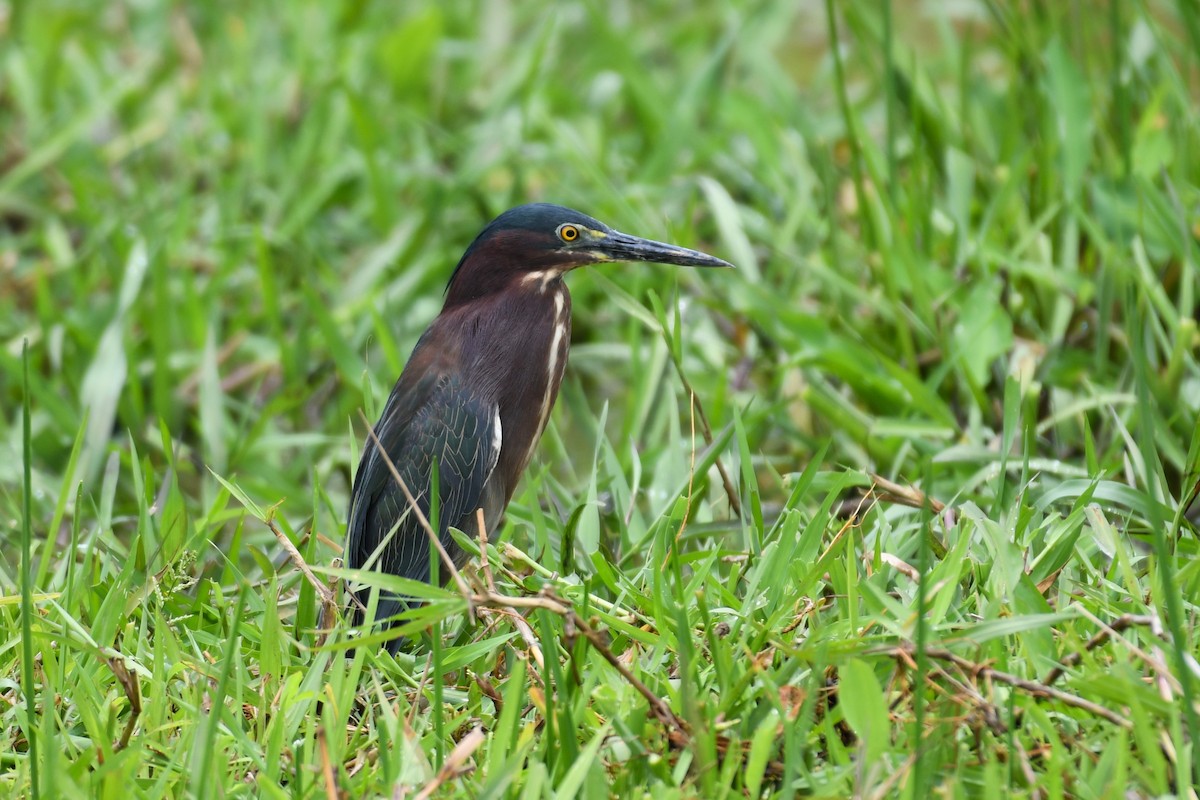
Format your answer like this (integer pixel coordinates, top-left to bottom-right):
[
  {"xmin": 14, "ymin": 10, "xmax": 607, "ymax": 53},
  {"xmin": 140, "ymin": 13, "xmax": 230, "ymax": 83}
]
[{"xmin": 3, "ymin": 1, "xmax": 1199, "ymax": 797}]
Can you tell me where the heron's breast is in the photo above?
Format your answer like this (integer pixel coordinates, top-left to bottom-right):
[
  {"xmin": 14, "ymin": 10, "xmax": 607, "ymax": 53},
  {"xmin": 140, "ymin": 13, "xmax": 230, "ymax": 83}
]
[{"xmin": 484, "ymin": 281, "xmax": 572, "ymax": 495}]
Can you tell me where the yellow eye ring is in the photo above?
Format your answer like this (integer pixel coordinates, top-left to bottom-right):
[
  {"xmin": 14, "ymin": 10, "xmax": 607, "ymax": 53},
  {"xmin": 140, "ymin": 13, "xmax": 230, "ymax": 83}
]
[{"xmin": 559, "ymin": 224, "xmax": 579, "ymax": 242}]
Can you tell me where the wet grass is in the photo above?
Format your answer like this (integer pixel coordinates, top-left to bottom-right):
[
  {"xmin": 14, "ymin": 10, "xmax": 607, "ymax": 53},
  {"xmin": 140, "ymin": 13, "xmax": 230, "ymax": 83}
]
[{"xmin": 3, "ymin": 1, "xmax": 1199, "ymax": 797}]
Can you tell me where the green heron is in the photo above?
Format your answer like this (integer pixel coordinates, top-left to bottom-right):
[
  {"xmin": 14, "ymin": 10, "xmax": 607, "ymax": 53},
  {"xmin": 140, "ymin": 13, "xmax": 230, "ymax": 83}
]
[{"xmin": 346, "ymin": 203, "xmax": 731, "ymax": 651}]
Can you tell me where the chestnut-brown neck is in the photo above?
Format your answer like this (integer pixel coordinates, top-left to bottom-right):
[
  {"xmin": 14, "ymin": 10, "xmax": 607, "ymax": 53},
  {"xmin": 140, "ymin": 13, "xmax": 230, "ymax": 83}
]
[{"xmin": 444, "ymin": 230, "xmax": 571, "ymax": 310}]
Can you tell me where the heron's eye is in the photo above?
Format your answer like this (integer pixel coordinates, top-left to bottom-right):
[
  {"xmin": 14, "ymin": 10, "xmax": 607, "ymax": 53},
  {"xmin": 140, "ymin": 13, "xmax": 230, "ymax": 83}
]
[{"xmin": 558, "ymin": 224, "xmax": 580, "ymax": 242}]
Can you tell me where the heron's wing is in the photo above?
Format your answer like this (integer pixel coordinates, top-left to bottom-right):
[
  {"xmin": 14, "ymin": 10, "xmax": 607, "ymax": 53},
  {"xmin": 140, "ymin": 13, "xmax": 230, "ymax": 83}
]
[{"xmin": 346, "ymin": 367, "xmax": 501, "ymax": 589}]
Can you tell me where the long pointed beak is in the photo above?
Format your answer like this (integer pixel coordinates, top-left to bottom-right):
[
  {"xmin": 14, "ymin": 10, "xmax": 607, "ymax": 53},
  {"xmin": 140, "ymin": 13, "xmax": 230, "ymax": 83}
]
[{"xmin": 594, "ymin": 230, "xmax": 735, "ymax": 269}]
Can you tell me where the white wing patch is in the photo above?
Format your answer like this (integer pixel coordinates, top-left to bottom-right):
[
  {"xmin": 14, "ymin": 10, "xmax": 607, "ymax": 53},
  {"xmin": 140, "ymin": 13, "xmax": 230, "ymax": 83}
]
[{"xmin": 490, "ymin": 403, "xmax": 503, "ymax": 470}]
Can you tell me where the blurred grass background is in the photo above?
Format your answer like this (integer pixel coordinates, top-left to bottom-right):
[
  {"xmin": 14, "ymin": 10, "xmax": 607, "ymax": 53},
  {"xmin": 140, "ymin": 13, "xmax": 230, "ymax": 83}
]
[{"xmin": 3, "ymin": 0, "xmax": 1199, "ymax": 797}]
